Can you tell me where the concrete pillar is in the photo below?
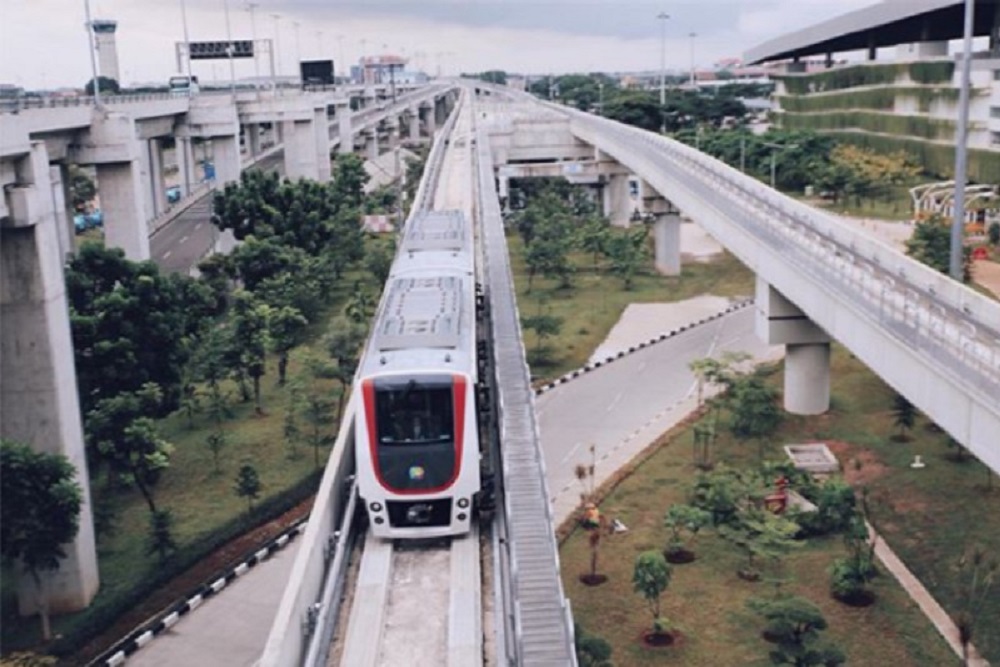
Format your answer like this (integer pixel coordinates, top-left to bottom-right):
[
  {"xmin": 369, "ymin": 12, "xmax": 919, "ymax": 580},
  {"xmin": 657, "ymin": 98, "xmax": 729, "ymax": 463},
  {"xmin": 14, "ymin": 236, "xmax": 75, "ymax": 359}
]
[
  {"xmin": 337, "ymin": 101, "xmax": 353, "ymax": 155},
  {"xmin": 281, "ymin": 119, "xmax": 321, "ymax": 182},
  {"xmin": 211, "ymin": 134, "xmax": 241, "ymax": 186},
  {"xmin": 247, "ymin": 122, "xmax": 261, "ymax": 157},
  {"xmin": 95, "ymin": 161, "xmax": 151, "ymax": 260},
  {"xmin": 314, "ymin": 109, "xmax": 332, "ymax": 183},
  {"xmin": 387, "ymin": 118, "xmax": 400, "ymax": 150},
  {"xmin": 754, "ymin": 277, "xmax": 832, "ymax": 415},
  {"xmin": 653, "ymin": 213, "xmax": 681, "ymax": 275},
  {"xmin": 48, "ymin": 162, "xmax": 75, "ymax": 259},
  {"xmin": 604, "ymin": 173, "xmax": 631, "ymax": 227},
  {"xmin": 365, "ymin": 129, "xmax": 379, "ymax": 160},
  {"xmin": 421, "ymin": 103, "xmax": 436, "ymax": 137},
  {"xmin": 136, "ymin": 141, "xmax": 156, "ymax": 222},
  {"xmin": 408, "ymin": 106, "xmax": 420, "ymax": 139},
  {"xmin": 176, "ymin": 136, "xmax": 196, "ymax": 196},
  {"xmin": 1, "ymin": 141, "xmax": 100, "ymax": 616},
  {"xmin": 148, "ymin": 139, "xmax": 167, "ymax": 217}
]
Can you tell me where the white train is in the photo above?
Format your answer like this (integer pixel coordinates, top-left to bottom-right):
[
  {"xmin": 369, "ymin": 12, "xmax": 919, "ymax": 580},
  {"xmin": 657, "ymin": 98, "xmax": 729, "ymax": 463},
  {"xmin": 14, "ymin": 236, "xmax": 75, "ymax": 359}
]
[{"xmin": 354, "ymin": 209, "xmax": 482, "ymax": 539}]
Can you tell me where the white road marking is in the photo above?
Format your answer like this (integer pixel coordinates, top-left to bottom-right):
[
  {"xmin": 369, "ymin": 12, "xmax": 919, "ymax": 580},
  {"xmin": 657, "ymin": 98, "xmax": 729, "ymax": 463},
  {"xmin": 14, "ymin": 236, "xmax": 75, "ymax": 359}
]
[
  {"xmin": 637, "ymin": 361, "xmax": 647, "ymax": 373},
  {"xmin": 559, "ymin": 442, "xmax": 583, "ymax": 465},
  {"xmin": 163, "ymin": 250, "xmax": 172, "ymax": 259},
  {"xmin": 194, "ymin": 222, "xmax": 203, "ymax": 230},
  {"xmin": 180, "ymin": 235, "xmax": 189, "ymax": 244},
  {"xmin": 605, "ymin": 390, "xmax": 624, "ymax": 413}
]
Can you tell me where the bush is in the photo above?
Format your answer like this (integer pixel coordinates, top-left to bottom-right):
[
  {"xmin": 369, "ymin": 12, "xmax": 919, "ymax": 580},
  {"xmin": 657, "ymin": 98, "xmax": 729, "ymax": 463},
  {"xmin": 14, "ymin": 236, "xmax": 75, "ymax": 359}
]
[
  {"xmin": 48, "ymin": 469, "xmax": 321, "ymax": 657},
  {"xmin": 829, "ymin": 554, "xmax": 877, "ymax": 600},
  {"xmin": 793, "ymin": 480, "xmax": 857, "ymax": 537},
  {"xmin": 988, "ymin": 222, "xmax": 1000, "ymax": 246},
  {"xmin": 574, "ymin": 623, "xmax": 613, "ymax": 667}
]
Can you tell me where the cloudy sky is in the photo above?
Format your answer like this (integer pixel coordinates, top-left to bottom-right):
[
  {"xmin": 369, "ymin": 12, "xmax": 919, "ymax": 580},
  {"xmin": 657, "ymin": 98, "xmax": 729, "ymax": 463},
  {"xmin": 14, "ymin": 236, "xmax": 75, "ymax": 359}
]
[{"xmin": 1, "ymin": 0, "xmax": 885, "ymax": 88}]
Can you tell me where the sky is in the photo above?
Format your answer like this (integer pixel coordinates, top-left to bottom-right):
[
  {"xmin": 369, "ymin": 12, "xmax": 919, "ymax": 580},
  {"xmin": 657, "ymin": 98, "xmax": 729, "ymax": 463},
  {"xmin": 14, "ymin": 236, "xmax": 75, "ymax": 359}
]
[{"xmin": 0, "ymin": 0, "xmax": 884, "ymax": 89}]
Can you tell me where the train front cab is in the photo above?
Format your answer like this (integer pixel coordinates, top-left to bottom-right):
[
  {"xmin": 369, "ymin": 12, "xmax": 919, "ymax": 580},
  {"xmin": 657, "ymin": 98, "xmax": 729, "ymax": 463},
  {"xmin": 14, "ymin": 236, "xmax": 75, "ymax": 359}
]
[{"xmin": 358, "ymin": 371, "xmax": 479, "ymax": 539}]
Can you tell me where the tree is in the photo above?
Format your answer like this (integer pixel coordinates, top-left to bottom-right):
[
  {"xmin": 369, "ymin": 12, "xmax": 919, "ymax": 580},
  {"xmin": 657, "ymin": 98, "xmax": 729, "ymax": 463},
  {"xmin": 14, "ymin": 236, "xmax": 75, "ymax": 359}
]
[
  {"xmin": 954, "ymin": 544, "xmax": 998, "ymax": 667},
  {"xmin": 728, "ymin": 375, "xmax": 782, "ymax": 460},
  {"xmin": 268, "ymin": 305, "xmax": 309, "ymax": 386},
  {"xmin": 747, "ymin": 596, "xmax": 846, "ymax": 666},
  {"xmin": 890, "ymin": 393, "xmax": 917, "ymax": 441},
  {"xmin": 988, "ymin": 222, "xmax": 1000, "ymax": 246},
  {"xmin": 720, "ymin": 508, "xmax": 801, "ymax": 581},
  {"xmin": 68, "ymin": 166, "xmax": 97, "ymax": 211},
  {"xmin": 905, "ymin": 214, "xmax": 972, "ymax": 282},
  {"xmin": 84, "ymin": 76, "xmax": 120, "ymax": 95},
  {"xmin": 0, "ymin": 440, "xmax": 83, "ymax": 640},
  {"xmin": 325, "ymin": 315, "xmax": 367, "ymax": 419},
  {"xmin": 829, "ymin": 497, "xmax": 878, "ymax": 604},
  {"xmin": 577, "ymin": 215, "xmax": 611, "ymax": 271},
  {"xmin": 632, "ymin": 550, "xmax": 672, "ymax": 635},
  {"xmin": 145, "ymin": 509, "xmax": 178, "ymax": 564},
  {"xmin": 234, "ymin": 464, "xmax": 262, "ymax": 512},
  {"xmin": 365, "ymin": 238, "xmax": 395, "ymax": 286},
  {"xmin": 574, "ymin": 623, "xmax": 613, "ymax": 667},
  {"xmin": 302, "ymin": 386, "xmax": 335, "ymax": 467},
  {"xmin": 206, "ymin": 429, "xmax": 227, "ymax": 473},
  {"xmin": 230, "ymin": 290, "xmax": 271, "ymax": 414},
  {"xmin": 604, "ymin": 226, "xmax": 648, "ymax": 290},
  {"xmin": 520, "ymin": 312, "xmax": 564, "ymax": 363},
  {"xmin": 283, "ymin": 384, "xmax": 304, "ymax": 460},
  {"xmin": 663, "ymin": 504, "xmax": 712, "ymax": 562}
]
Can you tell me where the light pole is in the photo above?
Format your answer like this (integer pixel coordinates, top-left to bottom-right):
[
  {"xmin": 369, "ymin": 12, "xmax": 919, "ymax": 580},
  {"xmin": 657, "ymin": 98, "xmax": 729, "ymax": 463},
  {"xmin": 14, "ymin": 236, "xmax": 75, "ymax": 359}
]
[
  {"xmin": 293, "ymin": 21, "xmax": 302, "ymax": 72},
  {"xmin": 688, "ymin": 32, "xmax": 696, "ymax": 87},
  {"xmin": 222, "ymin": 0, "xmax": 237, "ymax": 99},
  {"xmin": 763, "ymin": 141, "xmax": 798, "ymax": 190},
  {"xmin": 83, "ymin": 0, "xmax": 102, "ymax": 107},
  {"xmin": 271, "ymin": 14, "xmax": 282, "ymax": 81},
  {"xmin": 598, "ymin": 81, "xmax": 604, "ymax": 115},
  {"xmin": 179, "ymin": 0, "xmax": 195, "ymax": 98},
  {"xmin": 657, "ymin": 12, "xmax": 670, "ymax": 132},
  {"xmin": 951, "ymin": 0, "xmax": 975, "ymax": 281},
  {"xmin": 336, "ymin": 34, "xmax": 346, "ymax": 82}
]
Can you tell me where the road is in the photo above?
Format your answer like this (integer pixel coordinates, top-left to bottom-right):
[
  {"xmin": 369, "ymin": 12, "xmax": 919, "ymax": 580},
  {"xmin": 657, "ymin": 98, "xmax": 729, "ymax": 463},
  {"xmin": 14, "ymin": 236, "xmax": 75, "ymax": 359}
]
[
  {"xmin": 536, "ymin": 306, "xmax": 782, "ymax": 524},
  {"xmin": 150, "ymin": 152, "xmax": 284, "ymax": 275}
]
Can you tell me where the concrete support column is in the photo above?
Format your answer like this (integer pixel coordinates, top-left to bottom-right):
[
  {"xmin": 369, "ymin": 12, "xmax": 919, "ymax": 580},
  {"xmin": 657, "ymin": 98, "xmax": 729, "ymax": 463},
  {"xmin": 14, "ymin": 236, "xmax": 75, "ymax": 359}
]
[
  {"xmin": 247, "ymin": 122, "xmax": 261, "ymax": 157},
  {"xmin": 95, "ymin": 161, "xmax": 151, "ymax": 260},
  {"xmin": 337, "ymin": 101, "xmax": 353, "ymax": 155},
  {"xmin": 148, "ymin": 139, "xmax": 167, "ymax": 217},
  {"xmin": 176, "ymin": 136, "xmax": 196, "ymax": 196},
  {"xmin": 604, "ymin": 173, "xmax": 631, "ymax": 227},
  {"xmin": 1, "ymin": 141, "xmax": 100, "ymax": 616},
  {"xmin": 365, "ymin": 129, "xmax": 379, "ymax": 160},
  {"xmin": 754, "ymin": 276, "xmax": 831, "ymax": 415},
  {"xmin": 387, "ymin": 119, "xmax": 400, "ymax": 150},
  {"xmin": 211, "ymin": 134, "xmax": 241, "ymax": 186},
  {"xmin": 421, "ymin": 103, "xmax": 436, "ymax": 136},
  {"xmin": 653, "ymin": 213, "xmax": 681, "ymax": 275},
  {"xmin": 408, "ymin": 106, "xmax": 420, "ymax": 139},
  {"xmin": 314, "ymin": 109, "xmax": 331, "ymax": 183},
  {"xmin": 48, "ymin": 162, "xmax": 75, "ymax": 259},
  {"xmin": 281, "ymin": 119, "xmax": 320, "ymax": 182},
  {"xmin": 136, "ymin": 141, "xmax": 156, "ymax": 222}
]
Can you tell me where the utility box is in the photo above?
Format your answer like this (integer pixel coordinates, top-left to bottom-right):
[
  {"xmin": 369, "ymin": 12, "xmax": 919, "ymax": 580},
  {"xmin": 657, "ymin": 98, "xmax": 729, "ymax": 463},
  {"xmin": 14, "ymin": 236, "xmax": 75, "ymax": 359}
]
[{"xmin": 300, "ymin": 59, "xmax": 335, "ymax": 86}]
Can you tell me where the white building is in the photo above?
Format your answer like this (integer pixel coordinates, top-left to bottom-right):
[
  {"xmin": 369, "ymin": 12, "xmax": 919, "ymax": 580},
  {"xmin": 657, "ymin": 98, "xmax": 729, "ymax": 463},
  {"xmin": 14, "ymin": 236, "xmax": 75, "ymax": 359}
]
[{"xmin": 92, "ymin": 19, "xmax": 120, "ymax": 83}]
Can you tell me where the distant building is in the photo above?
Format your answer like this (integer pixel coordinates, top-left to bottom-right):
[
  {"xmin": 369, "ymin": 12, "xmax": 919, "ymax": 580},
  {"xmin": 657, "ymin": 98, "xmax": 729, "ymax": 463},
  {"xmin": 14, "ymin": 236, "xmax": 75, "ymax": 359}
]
[
  {"xmin": 359, "ymin": 55, "xmax": 407, "ymax": 85},
  {"xmin": 0, "ymin": 83, "xmax": 23, "ymax": 99},
  {"xmin": 91, "ymin": 19, "xmax": 120, "ymax": 83},
  {"xmin": 506, "ymin": 76, "xmax": 527, "ymax": 91}
]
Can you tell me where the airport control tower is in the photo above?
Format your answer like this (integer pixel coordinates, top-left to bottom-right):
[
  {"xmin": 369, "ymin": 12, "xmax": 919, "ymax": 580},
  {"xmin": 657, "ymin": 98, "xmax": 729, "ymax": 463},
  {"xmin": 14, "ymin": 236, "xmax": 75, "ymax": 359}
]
[{"xmin": 91, "ymin": 19, "xmax": 120, "ymax": 83}]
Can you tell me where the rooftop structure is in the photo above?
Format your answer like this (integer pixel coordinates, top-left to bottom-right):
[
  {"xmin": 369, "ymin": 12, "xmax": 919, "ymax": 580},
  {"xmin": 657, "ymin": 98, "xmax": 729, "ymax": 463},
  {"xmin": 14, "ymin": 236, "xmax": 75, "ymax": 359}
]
[{"xmin": 91, "ymin": 19, "xmax": 120, "ymax": 83}]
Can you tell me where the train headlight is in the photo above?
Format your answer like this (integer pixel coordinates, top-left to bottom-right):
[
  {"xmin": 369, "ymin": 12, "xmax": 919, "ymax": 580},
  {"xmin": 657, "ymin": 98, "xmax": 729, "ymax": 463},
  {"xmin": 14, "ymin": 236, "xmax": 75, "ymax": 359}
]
[
  {"xmin": 457, "ymin": 513, "xmax": 467, "ymax": 521},
  {"xmin": 369, "ymin": 502, "xmax": 383, "ymax": 513},
  {"xmin": 456, "ymin": 498, "xmax": 470, "ymax": 509},
  {"xmin": 374, "ymin": 517, "xmax": 385, "ymax": 525}
]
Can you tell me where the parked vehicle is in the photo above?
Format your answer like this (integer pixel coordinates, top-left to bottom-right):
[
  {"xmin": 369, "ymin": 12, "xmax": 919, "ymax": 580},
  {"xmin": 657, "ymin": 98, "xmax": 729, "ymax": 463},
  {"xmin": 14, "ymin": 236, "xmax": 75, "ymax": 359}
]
[{"xmin": 166, "ymin": 186, "xmax": 182, "ymax": 204}]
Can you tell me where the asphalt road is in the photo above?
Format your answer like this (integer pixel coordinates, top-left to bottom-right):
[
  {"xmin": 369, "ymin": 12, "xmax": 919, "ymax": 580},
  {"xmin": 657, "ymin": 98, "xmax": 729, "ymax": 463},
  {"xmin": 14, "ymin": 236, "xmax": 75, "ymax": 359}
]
[
  {"xmin": 150, "ymin": 151, "xmax": 285, "ymax": 275},
  {"xmin": 536, "ymin": 306, "xmax": 782, "ymax": 523}
]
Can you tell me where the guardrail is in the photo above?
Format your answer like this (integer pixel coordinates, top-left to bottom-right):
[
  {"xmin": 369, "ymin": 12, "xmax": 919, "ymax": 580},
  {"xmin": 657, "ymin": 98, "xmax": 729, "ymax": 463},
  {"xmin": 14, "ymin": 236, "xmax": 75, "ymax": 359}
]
[{"xmin": 474, "ymin": 100, "xmax": 577, "ymax": 666}]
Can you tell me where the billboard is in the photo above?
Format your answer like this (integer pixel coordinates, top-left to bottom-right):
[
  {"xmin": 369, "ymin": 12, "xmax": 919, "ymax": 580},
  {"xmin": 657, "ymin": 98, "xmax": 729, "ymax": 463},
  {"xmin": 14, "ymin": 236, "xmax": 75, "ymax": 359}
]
[
  {"xmin": 300, "ymin": 60, "xmax": 335, "ymax": 85},
  {"xmin": 189, "ymin": 40, "xmax": 254, "ymax": 60}
]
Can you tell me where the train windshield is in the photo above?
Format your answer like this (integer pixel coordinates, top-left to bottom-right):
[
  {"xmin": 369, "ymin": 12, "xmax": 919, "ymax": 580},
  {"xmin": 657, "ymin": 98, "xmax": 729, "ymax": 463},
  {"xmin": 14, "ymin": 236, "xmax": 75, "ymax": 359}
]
[{"xmin": 373, "ymin": 378, "xmax": 456, "ymax": 491}]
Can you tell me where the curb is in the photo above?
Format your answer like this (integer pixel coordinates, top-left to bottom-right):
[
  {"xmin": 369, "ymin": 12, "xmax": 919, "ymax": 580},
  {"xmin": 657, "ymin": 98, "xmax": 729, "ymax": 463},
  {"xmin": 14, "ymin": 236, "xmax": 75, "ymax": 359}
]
[
  {"xmin": 533, "ymin": 298, "xmax": 754, "ymax": 396},
  {"xmin": 92, "ymin": 519, "xmax": 308, "ymax": 667}
]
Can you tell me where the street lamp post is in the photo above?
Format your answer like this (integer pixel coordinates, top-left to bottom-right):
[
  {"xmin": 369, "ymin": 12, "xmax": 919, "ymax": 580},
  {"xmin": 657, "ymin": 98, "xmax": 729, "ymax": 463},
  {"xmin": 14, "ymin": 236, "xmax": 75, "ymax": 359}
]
[
  {"xmin": 222, "ymin": 0, "xmax": 237, "ymax": 99},
  {"xmin": 763, "ymin": 141, "xmax": 799, "ymax": 190},
  {"xmin": 271, "ymin": 14, "xmax": 282, "ymax": 82},
  {"xmin": 83, "ymin": 0, "xmax": 102, "ymax": 107},
  {"xmin": 951, "ymin": 0, "xmax": 975, "ymax": 281},
  {"xmin": 598, "ymin": 81, "xmax": 604, "ymax": 116},
  {"xmin": 657, "ymin": 12, "xmax": 669, "ymax": 107},
  {"xmin": 246, "ymin": 2, "xmax": 260, "ymax": 87},
  {"xmin": 179, "ymin": 0, "xmax": 195, "ymax": 98},
  {"xmin": 688, "ymin": 32, "xmax": 697, "ymax": 87}
]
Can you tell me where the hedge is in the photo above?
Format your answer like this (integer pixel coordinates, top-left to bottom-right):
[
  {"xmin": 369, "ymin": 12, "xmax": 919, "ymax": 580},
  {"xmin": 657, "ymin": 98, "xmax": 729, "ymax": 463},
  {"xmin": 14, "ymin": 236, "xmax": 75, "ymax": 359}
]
[
  {"xmin": 776, "ymin": 86, "xmax": 961, "ymax": 113},
  {"xmin": 780, "ymin": 110, "xmax": 956, "ymax": 141},
  {"xmin": 47, "ymin": 469, "xmax": 323, "ymax": 657},
  {"xmin": 777, "ymin": 61, "xmax": 955, "ymax": 95},
  {"xmin": 819, "ymin": 131, "xmax": 1000, "ymax": 183}
]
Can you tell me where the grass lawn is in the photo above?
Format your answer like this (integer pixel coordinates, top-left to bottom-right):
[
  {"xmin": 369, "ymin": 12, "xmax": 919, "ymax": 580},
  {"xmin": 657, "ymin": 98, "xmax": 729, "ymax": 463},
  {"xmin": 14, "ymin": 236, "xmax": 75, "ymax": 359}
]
[
  {"xmin": 507, "ymin": 229, "xmax": 756, "ymax": 381},
  {"xmin": 0, "ymin": 253, "xmax": 375, "ymax": 653},
  {"xmin": 559, "ymin": 345, "xmax": 999, "ymax": 665}
]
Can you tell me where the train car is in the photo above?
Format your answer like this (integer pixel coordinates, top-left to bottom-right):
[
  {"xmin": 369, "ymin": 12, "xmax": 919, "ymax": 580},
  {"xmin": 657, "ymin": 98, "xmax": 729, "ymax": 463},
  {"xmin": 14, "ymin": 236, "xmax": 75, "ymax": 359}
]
[{"xmin": 355, "ymin": 210, "xmax": 480, "ymax": 539}]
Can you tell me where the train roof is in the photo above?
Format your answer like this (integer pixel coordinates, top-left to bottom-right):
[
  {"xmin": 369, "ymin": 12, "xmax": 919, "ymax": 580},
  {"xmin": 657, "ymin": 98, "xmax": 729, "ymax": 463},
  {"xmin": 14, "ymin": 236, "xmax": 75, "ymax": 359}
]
[{"xmin": 400, "ymin": 210, "xmax": 469, "ymax": 254}]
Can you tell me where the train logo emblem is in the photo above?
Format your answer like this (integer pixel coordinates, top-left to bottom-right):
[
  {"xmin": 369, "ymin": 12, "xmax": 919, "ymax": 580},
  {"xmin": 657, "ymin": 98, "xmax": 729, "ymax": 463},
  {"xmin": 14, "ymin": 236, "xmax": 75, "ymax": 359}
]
[{"xmin": 409, "ymin": 465, "xmax": 426, "ymax": 481}]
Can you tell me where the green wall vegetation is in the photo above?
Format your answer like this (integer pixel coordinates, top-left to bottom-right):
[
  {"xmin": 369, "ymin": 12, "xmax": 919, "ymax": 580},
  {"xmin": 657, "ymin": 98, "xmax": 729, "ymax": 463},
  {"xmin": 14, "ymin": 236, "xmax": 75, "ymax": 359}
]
[
  {"xmin": 777, "ymin": 86, "xmax": 961, "ymax": 113},
  {"xmin": 814, "ymin": 131, "xmax": 1000, "ymax": 183},
  {"xmin": 777, "ymin": 61, "xmax": 955, "ymax": 94},
  {"xmin": 780, "ymin": 110, "xmax": 956, "ymax": 141}
]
